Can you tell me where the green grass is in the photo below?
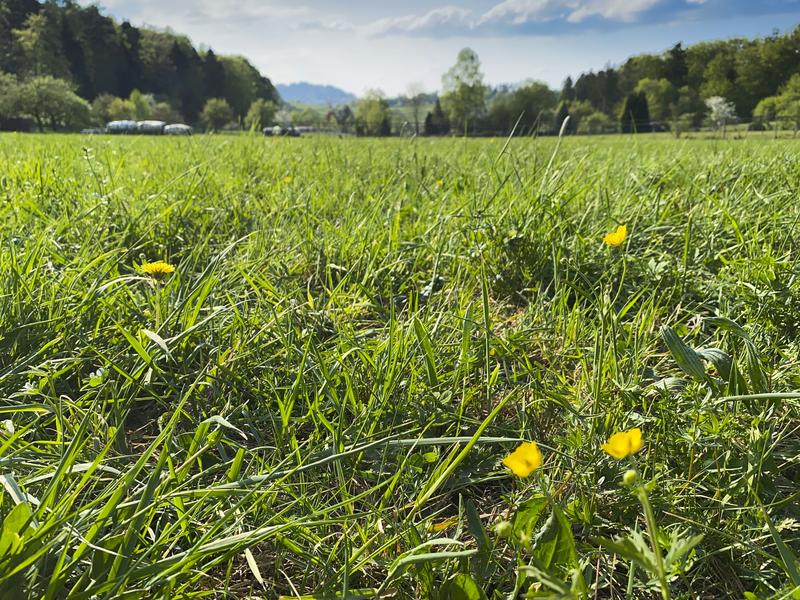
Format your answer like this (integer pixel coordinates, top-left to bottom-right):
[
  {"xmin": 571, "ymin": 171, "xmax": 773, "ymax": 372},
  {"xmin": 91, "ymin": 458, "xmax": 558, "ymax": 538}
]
[{"xmin": 0, "ymin": 132, "xmax": 798, "ymax": 599}]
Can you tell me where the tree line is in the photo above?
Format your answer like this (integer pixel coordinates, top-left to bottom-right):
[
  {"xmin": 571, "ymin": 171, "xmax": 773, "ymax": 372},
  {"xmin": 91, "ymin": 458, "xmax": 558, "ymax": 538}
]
[
  {"xmin": 0, "ymin": 0, "xmax": 279, "ymax": 131},
  {"xmin": 381, "ymin": 26, "xmax": 800, "ymax": 137}
]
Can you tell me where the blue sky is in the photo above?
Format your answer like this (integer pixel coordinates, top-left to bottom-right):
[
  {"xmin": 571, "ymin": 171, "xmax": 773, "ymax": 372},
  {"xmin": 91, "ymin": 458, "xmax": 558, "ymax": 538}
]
[{"xmin": 92, "ymin": 0, "xmax": 800, "ymax": 96}]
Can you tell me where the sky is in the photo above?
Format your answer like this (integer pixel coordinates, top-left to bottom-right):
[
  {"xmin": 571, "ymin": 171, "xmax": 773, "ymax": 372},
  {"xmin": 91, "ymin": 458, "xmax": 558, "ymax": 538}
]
[{"xmin": 90, "ymin": 0, "xmax": 800, "ymax": 96}]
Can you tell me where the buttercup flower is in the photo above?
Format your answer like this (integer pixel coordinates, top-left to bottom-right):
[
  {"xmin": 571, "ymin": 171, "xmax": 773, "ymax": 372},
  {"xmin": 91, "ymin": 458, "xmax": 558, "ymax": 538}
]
[
  {"xmin": 502, "ymin": 441, "xmax": 543, "ymax": 478},
  {"xmin": 603, "ymin": 224, "xmax": 627, "ymax": 247},
  {"xmin": 139, "ymin": 260, "xmax": 175, "ymax": 280},
  {"xmin": 602, "ymin": 427, "xmax": 643, "ymax": 460}
]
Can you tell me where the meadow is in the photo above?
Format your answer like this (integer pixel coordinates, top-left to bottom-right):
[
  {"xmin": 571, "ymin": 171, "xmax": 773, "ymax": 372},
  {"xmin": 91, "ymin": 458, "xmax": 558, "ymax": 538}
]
[{"xmin": 0, "ymin": 132, "xmax": 798, "ymax": 599}]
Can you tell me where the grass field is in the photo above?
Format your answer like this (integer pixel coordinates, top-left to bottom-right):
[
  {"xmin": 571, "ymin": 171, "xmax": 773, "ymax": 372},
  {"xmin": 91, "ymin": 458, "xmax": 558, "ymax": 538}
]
[{"xmin": 0, "ymin": 132, "xmax": 798, "ymax": 599}]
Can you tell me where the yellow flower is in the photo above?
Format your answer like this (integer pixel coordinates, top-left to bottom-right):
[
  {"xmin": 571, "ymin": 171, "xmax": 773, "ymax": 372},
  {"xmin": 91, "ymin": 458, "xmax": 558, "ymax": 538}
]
[
  {"xmin": 602, "ymin": 428, "xmax": 643, "ymax": 460},
  {"xmin": 138, "ymin": 260, "xmax": 175, "ymax": 280},
  {"xmin": 603, "ymin": 224, "xmax": 627, "ymax": 247},
  {"xmin": 283, "ymin": 175, "xmax": 293, "ymax": 184},
  {"xmin": 502, "ymin": 441, "xmax": 543, "ymax": 478},
  {"xmin": 436, "ymin": 179, "xmax": 444, "ymax": 188}
]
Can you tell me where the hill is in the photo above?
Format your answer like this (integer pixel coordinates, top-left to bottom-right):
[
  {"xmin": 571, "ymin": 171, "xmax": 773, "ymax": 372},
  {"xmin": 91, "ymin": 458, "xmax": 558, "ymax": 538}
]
[{"xmin": 277, "ymin": 82, "xmax": 356, "ymax": 106}]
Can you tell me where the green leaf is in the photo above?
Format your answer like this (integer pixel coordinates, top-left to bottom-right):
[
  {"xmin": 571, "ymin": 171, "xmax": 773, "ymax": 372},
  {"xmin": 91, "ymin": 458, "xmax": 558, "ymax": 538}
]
[
  {"xmin": 664, "ymin": 533, "xmax": 704, "ymax": 573},
  {"xmin": 697, "ymin": 348, "xmax": 732, "ymax": 380},
  {"xmin": 2, "ymin": 502, "xmax": 32, "ymax": 536},
  {"xmin": 758, "ymin": 503, "xmax": 800, "ymax": 587},
  {"xmin": 440, "ymin": 573, "xmax": 488, "ymax": 600},
  {"xmin": 596, "ymin": 532, "xmax": 658, "ymax": 574},
  {"xmin": 532, "ymin": 505, "xmax": 577, "ymax": 575},
  {"xmin": 141, "ymin": 328, "xmax": 174, "ymax": 362},
  {"xmin": 660, "ymin": 326, "xmax": 708, "ymax": 383},
  {"xmin": 513, "ymin": 495, "xmax": 549, "ymax": 539},
  {"xmin": 464, "ymin": 499, "xmax": 492, "ymax": 581},
  {"xmin": 414, "ymin": 317, "xmax": 439, "ymax": 387},
  {"xmin": 202, "ymin": 415, "xmax": 248, "ymax": 440},
  {"xmin": 0, "ymin": 529, "xmax": 22, "ymax": 557}
]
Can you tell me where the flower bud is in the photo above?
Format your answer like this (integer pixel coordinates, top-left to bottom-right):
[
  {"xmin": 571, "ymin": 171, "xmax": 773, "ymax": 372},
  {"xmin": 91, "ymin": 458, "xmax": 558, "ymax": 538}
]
[
  {"xmin": 494, "ymin": 520, "xmax": 513, "ymax": 539},
  {"xmin": 623, "ymin": 469, "xmax": 639, "ymax": 487}
]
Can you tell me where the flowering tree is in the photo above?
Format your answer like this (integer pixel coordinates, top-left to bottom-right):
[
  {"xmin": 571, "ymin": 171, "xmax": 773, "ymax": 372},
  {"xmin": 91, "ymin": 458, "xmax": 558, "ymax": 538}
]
[{"xmin": 705, "ymin": 96, "xmax": 736, "ymax": 136}]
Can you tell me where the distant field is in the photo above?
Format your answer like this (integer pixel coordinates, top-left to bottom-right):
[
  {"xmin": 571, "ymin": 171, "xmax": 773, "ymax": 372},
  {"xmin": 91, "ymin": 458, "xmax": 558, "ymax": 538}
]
[{"xmin": 0, "ymin": 133, "xmax": 798, "ymax": 599}]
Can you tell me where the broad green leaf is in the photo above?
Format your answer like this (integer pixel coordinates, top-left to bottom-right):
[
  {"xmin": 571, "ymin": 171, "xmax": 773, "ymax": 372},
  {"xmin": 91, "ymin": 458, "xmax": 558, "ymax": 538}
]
[
  {"xmin": 0, "ymin": 529, "xmax": 22, "ymax": 557},
  {"xmin": 697, "ymin": 347, "xmax": 732, "ymax": 380},
  {"xmin": 532, "ymin": 505, "xmax": 577, "ymax": 575},
  {"xmin": 513, "ymin": 495, "xmax": 549, "ymax": 539},
  {"xmin": 440, "ymin": 573, "xmax": 488, "ymax": 600},
  {"xmin": 660, "ymin": 326, "xmax": 708, "ymax": 383},
  {"xmin": 2, "ymin": 502, "xmax": 32, "ymax": 536}
]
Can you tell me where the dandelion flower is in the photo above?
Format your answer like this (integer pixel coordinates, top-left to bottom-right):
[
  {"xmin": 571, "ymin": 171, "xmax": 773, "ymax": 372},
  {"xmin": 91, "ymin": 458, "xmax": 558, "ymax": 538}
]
[
  {"xmin": 602, "ymin": 428, "xmax": 643, "ymax": 460},
  {"xmin": 139, "ymin": 260, "xmax": 175, "ymax": 280},
  {"xmin": 502, "ymin": 441, "xmax": 543, "ymax": 478},
  {"xmin": 283, "ymin": 175, "xmax": 293, "ymax": 184},
  {"xmin": 603, "ymin": 224, "xmax": 627, "ymax": 247}
]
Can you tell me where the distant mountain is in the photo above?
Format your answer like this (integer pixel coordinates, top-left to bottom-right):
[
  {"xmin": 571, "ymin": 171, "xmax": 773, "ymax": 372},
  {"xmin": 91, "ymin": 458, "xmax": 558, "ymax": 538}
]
[{"xmin": 277, "ymin": 83, "xmax": 356, "ymax": 106}]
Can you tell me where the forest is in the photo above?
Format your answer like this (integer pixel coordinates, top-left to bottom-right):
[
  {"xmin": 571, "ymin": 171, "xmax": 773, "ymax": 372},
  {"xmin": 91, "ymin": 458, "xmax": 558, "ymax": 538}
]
[{"xmin": 0, "ymin": 0, "xmax": 279, "ymax": 130}]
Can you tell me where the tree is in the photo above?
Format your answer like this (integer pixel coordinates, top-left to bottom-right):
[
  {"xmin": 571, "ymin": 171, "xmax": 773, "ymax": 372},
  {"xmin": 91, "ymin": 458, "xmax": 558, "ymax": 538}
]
[
  {"xmin": 554, "ymin": 101, "xmax": 571, "ymax": 134},
  {"xmin": 200, "ymin": 97, "xmax": 234, "ymax": 130},
  {"xmin": 700, "ymin": 53, "xmax": 738, "ymax": 109},
  {"xmin": 91, "ymin": 93, "xmax": 116, "ymax": 124},
  {"xmin": 202, "ymin": 50, "xmax": 226, "ymax": 98},
  {"xmin": 635, "ymin": 78, "xmax": 677, "ymax": 122},
  {"xmin": 580, "ymin": 111, "xmax": 611, "ymax": 135},
  {"xmin": 705, "ymin": 95, "xmax": 736, "ymax": 135},
  {"xmin": 441, "ymin": 48, "xmax": 486, "ymax": 133},
  {"xmin": 618, "ymin": 54, "xmax": 665, "ymax": 97},
  {"xmin": 13, "ymin": 11, "xmax": 70, "ymax": 78},
  {"xmin": 664, "ymin": 43, "xmax": 688, "ymax": 88},
  {"xmin": 565, "ymin": 100, "xmax": 595, "ymax": 132},
  {"xmin": 560, "ymin": 76, "xmax": 575, "ymax": 102},
  {"xmin": 355, "ymin": 89, "xmax": 391, "ymax": 136},
  {"xmin": 404, "ymin": 82, "xmax": 426, "ymax": 135},
  {"xmin": 619, "ymin": 92, "xmax": 651, "ymax": 133},
  {"xmin": 424, "ymin": 98, "xmax": 449, "ymax": 135},
  {"xmin": 19, "ymin": 76, "xmax": 90, "ymax": 131},
  {"xmin": 0, "ymin": 71, "xmax": 21, "ymax": 121},
  {"xmin": 754, "ymin": 74, "xmax": 800, "ymax": 133},
  {"xmin": 292, "ymin": 105, "xmax": 324, "ymax": 128},
  {"xmin": 753, "ymin": 96, "xmax": 779, "ymax": 125},
  {"xmin": 151, "ymin": 101, "xmax": 180, "ymax": 123},
  {"xmin": 488, "ymin": 81, "xmax": 558, "ymax": 135},
  {"xmin": 245, "ymin": 98, "xmax": 277, "ymax": 130},
  {"xmin": 108, "ymin": 97, "xmax": 135, "ymax": 121},
  {"xmin": 334, "ymin": 105, "xmax": 354, "ymax": 133},
  {"xmin": 129, "ymin": 89, "xmax": 153, "ymax": 120},
  {"xmin": 574, "ymin": 68, "xmax": 619, "ymax": 114},
  {"xmin": 219, "ymin": 55, "xmax": 278, "ymax": 121}
]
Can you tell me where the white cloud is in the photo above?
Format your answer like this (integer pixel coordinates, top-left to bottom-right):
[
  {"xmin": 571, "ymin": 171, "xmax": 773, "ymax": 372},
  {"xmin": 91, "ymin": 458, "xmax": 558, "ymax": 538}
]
[
  {"xmin": 364, "ymin": 6, "xmax": 473, "ymax": 37},
  {"xmin": 478, "ymin": 0, "xmax": 663, "ymax": 27},
  {"xmin": 295, "ymin": 19, "xmax": 354, "ymax": 32},
  {"xmin": 566, "ymin": 0, "xmax": 663, "ymax": 23},
  {"xmin": 364, "ymin": 0, "xmax": 668, "ymax": 37},
  {"xmin": 479, "ymin": 0, "xmax": 576, "ymax": 26}
]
